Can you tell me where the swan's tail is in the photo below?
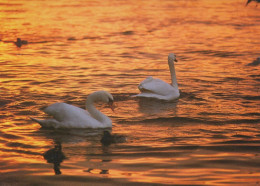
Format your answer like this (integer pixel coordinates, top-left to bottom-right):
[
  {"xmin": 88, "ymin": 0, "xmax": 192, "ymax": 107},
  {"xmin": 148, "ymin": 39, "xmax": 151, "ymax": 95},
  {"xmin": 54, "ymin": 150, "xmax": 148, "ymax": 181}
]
[
  {"xmin": 30, "ymin": 117, "xmax": 59, "ymax": 128},
  {"xmin": 30, "ymin": 117, "xmax": 43, "ymax": 125}
]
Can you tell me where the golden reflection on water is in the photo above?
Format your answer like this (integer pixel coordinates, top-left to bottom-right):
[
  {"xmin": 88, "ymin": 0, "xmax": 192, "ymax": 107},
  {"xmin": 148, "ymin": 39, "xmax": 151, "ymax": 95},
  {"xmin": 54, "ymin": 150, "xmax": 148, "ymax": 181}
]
[{"xmin": 0, "ymin": 0, "xmax": 260, "ymax": 185}]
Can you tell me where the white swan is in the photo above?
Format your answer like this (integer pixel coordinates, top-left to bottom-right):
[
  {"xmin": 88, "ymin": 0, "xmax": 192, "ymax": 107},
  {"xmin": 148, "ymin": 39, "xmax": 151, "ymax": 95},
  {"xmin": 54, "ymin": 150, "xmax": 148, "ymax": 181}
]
[
  {"xmin": 31, "ymin": 90, "xmax": 114, "ymax": 128},
  {"xmin": 135, "ymin": 53, "xmax": 180, "ymax": 101}
]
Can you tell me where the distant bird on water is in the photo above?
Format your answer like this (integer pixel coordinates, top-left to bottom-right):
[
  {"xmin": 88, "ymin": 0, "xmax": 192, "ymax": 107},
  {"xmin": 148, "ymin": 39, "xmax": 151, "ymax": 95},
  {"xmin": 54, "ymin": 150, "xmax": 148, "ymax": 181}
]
[
  {"xmin": 246, "ymin": 0, "xmax": 260, "ymax": 6},
  {"xmin": 14, "ymin": 38, "xmax": 28, "ymax": 47},
  {"xmin": 246, "ymin": 57, "xmax": 260, "ymax": 66}
]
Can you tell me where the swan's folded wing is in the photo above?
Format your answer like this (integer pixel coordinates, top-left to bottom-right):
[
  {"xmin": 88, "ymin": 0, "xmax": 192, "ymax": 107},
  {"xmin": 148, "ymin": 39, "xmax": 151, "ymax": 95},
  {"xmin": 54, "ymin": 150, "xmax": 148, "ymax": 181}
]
[
  {"xmin": 138, "ymin": 77, "xmax": 174, "ymax": 96},
  {"xmin": 44, "ymin": 102, "xmax": 90, "ymax": 122}
]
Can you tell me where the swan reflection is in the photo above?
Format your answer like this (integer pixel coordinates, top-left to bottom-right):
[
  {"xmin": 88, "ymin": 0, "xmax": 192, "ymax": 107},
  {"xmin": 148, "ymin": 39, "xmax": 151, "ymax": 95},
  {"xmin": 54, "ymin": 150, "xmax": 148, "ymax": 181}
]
[
  {"xmin": 39, "ymin": 128, "xmax": 127, "ymax": 176},
  {"xmin": 137, "ymin": 98, "xmax": 178, "ymax": 115},
  {"xmin": 83, "ymin": 131, "xmax": 127, "ymax": 174},
  {"xmin": 84, "ymin": 159, "xmax": 111, "ymax": 175}
]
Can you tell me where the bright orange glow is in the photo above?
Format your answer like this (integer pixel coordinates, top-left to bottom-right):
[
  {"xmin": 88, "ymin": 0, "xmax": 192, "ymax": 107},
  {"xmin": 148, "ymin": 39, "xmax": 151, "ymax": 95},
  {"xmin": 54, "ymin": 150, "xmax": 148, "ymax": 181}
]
[{"xmin": 0, "ymin": 0, "xmax": 260, "ymax": 185}]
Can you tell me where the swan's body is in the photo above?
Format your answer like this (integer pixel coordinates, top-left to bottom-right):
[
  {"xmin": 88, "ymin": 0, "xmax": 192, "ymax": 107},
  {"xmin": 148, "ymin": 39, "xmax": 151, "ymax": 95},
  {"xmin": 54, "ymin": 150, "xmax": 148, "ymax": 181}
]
[
  {"xmin": 31, "ymin": 90, "xmax": 114, "ymax": 128},
  {"xmin": 135, "ymin": 53, "xmax": 180, "ymax": 101}
]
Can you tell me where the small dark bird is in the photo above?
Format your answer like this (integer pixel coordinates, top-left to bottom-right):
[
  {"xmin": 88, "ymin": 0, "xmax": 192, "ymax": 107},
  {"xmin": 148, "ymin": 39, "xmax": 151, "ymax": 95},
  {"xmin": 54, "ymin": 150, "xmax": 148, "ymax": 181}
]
[
  {"xmin": 14, "ymin": 38, "xmax": 28, "ymax": 47},
  {"xmin": 246, "ymin": 0, "xmax": 260, "ymax": 6},
  {"xmin": 43, "ymin": 143, "xmax": 66, "ymax": 175},
  {"xmin": 246, "ymin": 57, "xmax": 260, "ymax": 66},
  {"xmin": 100, "ymin": 131, "xmax": 127, "ymax": 146}
]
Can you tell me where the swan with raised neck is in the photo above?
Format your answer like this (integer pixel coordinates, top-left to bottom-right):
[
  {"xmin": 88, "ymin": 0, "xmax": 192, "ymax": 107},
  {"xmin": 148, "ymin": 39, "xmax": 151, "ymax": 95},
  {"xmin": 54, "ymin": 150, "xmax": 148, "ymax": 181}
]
[{"xmin": 135, "ymin": 53, "xmax": 180, "ymax": 101}]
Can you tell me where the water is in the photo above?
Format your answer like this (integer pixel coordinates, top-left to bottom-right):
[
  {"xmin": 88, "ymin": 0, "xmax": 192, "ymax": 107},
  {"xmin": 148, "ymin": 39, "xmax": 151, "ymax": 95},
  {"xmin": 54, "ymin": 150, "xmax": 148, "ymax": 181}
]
[{"xmin": 0, "ymin": 0, "xmax": 260, "ymax": 185}]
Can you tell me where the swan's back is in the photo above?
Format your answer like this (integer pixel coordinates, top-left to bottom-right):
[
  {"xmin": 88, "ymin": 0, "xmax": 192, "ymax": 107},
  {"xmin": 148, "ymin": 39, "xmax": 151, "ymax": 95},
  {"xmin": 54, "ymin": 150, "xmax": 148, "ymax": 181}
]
[
  {"xmin": 137, "ymin": 77, "xmax": 180, "ymax": 100},
  {"xmin": 44, "ymin": 102, "xmax": 89, "ymax": 122},
  {"xmin": 139, "ymin": 77, "xmax": 178, "ymax": 96},
  {"xmin": 43, "ymin": 102, "xmax": 112, "ymax": 128}
]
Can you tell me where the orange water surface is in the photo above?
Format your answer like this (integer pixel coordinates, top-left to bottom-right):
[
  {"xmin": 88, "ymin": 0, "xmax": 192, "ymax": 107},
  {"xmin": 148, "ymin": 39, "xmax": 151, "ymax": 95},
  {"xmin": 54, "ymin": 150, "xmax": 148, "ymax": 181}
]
[{"xmin": 0, "ymin": 0, "xmax": 260, "ymax": 185}]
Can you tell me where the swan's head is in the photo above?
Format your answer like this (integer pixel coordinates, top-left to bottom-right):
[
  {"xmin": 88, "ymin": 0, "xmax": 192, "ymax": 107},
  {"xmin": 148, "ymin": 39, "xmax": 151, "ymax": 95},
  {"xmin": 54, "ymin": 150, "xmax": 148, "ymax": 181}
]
[
  {"xmin": 168, "ymin": 53, "xmax": 178, "ymax": 62},
  {"xmin": 88, "ymin": 90, "xmax": 114, "ymax": 111}
]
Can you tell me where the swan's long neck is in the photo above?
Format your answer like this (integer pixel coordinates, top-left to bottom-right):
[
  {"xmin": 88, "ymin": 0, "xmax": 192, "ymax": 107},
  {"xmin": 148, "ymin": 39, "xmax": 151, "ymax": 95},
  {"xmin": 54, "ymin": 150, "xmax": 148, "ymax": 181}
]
[
  {"xmin": 168, "ymin": 60, "xmax": 179, "ymax": 89},
  {"xmin": 86, "ymin": 98, "xmax": 111, "ymax": 127}
]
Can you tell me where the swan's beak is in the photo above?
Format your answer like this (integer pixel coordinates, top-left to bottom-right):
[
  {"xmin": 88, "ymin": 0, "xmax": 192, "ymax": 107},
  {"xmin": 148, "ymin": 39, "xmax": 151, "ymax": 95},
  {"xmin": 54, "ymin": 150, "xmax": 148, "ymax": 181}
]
[{"xmin": 108, "ymin": 100, "xmax": 114, "ymax": 112}]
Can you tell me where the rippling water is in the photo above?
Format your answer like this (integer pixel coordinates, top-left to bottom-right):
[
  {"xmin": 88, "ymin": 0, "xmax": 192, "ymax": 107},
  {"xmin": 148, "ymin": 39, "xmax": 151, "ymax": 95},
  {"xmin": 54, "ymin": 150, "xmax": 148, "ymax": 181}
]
[{"xmin": 0, "ymin": 0, "xmax": 260, "ymax": 185}]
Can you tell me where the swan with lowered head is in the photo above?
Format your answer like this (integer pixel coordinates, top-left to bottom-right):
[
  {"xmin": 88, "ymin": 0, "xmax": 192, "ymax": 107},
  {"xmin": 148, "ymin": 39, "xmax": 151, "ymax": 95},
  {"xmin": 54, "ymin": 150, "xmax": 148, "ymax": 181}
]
[
  {"xmin": 135, "ymin": 53, "xmax": 180, "ymax": 101},
  {"xmin": 31, "ymin": 90, "xmax": 114, "ymax": 128}
]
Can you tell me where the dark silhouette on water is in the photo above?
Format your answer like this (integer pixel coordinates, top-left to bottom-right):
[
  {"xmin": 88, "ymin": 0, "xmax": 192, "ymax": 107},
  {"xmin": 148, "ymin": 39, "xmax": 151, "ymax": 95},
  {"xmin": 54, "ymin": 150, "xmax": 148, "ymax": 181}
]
[
  {"xmin": 85, "ymin": 167, "xmax": 109, "ymax": 174},
  {"xmin": 100, "ymin": 131, "xmax": 127, "ymax": 146},
  {"xmin": 246, "ymin": 0, "xmax": 260, "ymax": 6},
  {"xmin": 43, "ymin": 142, "xmax": 66, "ymax": 175},
  {"xmin": 246, "ymin": 57, "xmax": 260, "ymax": 66},
  {"xmin": 14, "ymin": 38, "xmax": 28, "ymax": 47}
]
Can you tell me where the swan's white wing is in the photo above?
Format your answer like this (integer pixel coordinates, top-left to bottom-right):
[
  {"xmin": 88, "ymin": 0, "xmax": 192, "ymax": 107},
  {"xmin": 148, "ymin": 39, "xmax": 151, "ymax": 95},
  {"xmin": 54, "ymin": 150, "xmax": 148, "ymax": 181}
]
[
  {"xmin": 136, "ymin": 76, "xmax": 180, "ymax": 100},
  {"xmin": 43, "ymin": 103, "xmax": 106, "ymax": 128},
  {"xmin": 44, "ymin": 102, "xmax": 89, "ymax": 122},
  {"xmin": 138, "ymin": 77, "xmax": 175, "ymax": 96}
]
